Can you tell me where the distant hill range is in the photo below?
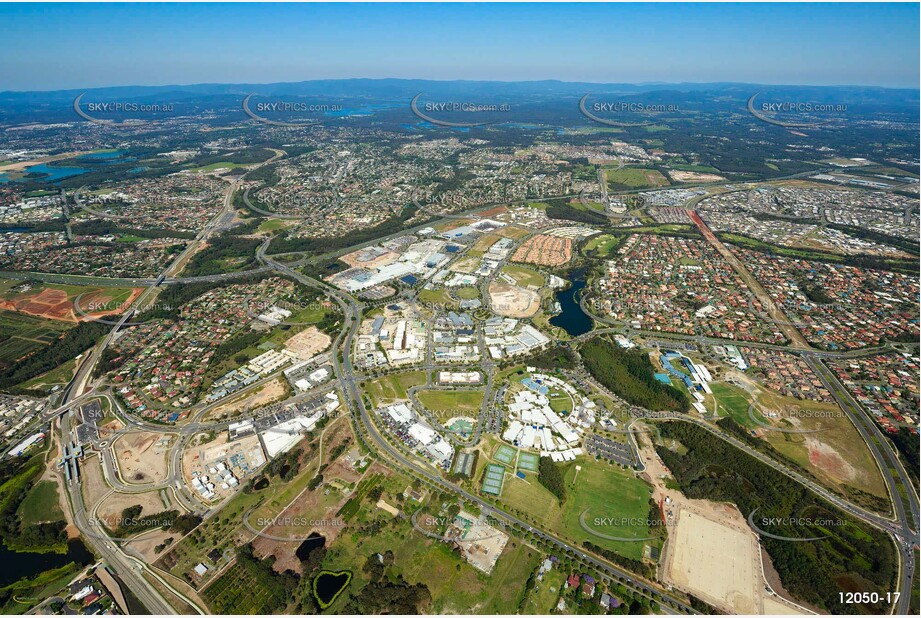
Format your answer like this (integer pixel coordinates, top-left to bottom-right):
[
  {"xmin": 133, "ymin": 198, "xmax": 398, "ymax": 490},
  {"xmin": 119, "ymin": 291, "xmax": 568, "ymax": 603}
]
[{"xmin": 2, "ymin": 78, "xmax": 917, "ymax": 104}]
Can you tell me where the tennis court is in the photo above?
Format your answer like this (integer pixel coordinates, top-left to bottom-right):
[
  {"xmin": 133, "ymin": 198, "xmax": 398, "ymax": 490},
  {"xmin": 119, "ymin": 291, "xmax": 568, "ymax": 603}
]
[
  {"xmin": 517, "ymin": 452, "xmax": 539, "ymax": 472},
  {"xmin": 481, "ymin": 463, "xmax": 506, "ymax": 496},
  {"xmin": 494, "ymin": 444, "xmax": 516, "ymax": 464}
]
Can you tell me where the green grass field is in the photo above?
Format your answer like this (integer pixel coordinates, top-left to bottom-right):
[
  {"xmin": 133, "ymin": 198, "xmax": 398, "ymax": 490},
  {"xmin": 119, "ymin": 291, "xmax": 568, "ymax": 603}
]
[
  {"xmin": 499, "ymin": 459, "xmax": 655, "ymax": 562},
  {"xmin": 188, "ymin": 161, "xmax": 248, "ymax": 172},
  {"xmin": 521, "ymin": 571, "xmax": 565, "ymax": 614},
  {"xmin": 416, "ymin": 389, "xmax": 484, "ymax": 416},
  {"xmin": 605, "ymin": 167, "xmax": 669, "ymax": 190},
  {"xmin": 557, "ymin": 462, "xmax": 655, "ymax": 561},
  {"xmin": 316, "ymin": 472, "xmax": 541, "ymax": 614},
  {"xmin": 17, "ymin": 480, "xmax": 64, "ymax": 525},
  {"xmin": 547, "ymin": 390, "xmax": 574, "ymax": 414},
  {"xmin": 454, "ymin": 286, "xmax": 480, "ymax": 300},
  {"xmin": 364, "ymin": 372, "xmax": 427, "ymax": 406},
  {"xmin": 709, "ymin": 382, "xmax": 754, "ymax": 427},
  {"xmin": 256, "ymin": 219, "xmax": 291, "ymax": 233},
  {"xmin": 417, "ymin": 288, "xmax": 456, "ymax": 309}
]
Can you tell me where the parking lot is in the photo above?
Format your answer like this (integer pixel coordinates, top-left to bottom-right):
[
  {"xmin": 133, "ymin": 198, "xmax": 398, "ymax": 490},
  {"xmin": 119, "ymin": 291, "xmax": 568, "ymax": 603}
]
[{"xmin": 585, "ymin": 434, "xmax": 637, "ymax": 468}]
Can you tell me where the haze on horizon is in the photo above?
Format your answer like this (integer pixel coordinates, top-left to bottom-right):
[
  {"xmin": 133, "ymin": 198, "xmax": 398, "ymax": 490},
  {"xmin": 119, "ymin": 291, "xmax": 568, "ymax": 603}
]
[{"xmin": 1, "ymin": 2, "xmax": 919, "ymax": 92}]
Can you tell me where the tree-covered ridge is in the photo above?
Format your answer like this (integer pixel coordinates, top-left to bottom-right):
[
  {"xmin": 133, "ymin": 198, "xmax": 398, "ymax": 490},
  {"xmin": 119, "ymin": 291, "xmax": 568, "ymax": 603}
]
[{"xmin": 580, "ymin": 338, "xmax": 690, "ymax": 412}]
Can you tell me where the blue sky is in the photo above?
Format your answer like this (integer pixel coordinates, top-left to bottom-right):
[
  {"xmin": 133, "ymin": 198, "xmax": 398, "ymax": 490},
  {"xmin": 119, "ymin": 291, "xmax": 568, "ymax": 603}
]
[{"xmin": 1, "ymin": 2, "xmax": 918, "ymax": 91}]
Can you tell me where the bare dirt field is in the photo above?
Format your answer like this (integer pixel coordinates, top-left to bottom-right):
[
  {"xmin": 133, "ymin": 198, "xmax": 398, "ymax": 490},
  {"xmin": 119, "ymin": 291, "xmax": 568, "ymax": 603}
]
[
  {"xmin": 283, "ymin": 326, "xmax": 331, "ymax": 359},
  {"xmin": 203, "ymin": 377, "xmax": 289, "ymax": 421},
  {"xmin": 80, "ymin": 454, "xmax": 111, "ymax": 509},
  {"xmin": 664, "ymin": 505, "xmax": 760, "ymax": 614},
  {"xmin": 511, "ymin": 234, "xmax": 572, "ymax": 266},
  {"xmin": 476, "ymin": 206, "xmax": 508, "ymax": 218},
  {"xmin": 667, "ymin": 170, "xmax": 727, "ymax": 183},
  {"xmin": 488, "ymin": 282, "xmax": 541, "ymax": 318},
  {"xmin": 340, "ymin": 247, "xmax": 400, "ymax": 269},
  {"xmin": 0, "ymin": 286, "xmax": 142, "ymax": 323},
  {"xmin": 638, "ymin": 435, "xmax": 809, "ymax": 615},
  {"xmin": 114, "ymin": 431, "xmax": 172, "ymax": 484},
  {"xmin": 97, "ymin": 490, "xmax": 169, "ymax": 529},
  {"xmin": 125, "ymin": 528, "xmax": 178, "ymax": 563}
]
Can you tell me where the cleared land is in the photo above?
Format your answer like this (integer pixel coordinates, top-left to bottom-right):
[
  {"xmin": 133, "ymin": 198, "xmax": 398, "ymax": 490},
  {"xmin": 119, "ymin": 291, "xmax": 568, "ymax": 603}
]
[
  {"xmin": 0, "ymin": 283, "xmax": 141, "ymax": 323},
  {"xmin": 663, "ymin": 506, "xmax": 759, "ymax": 614},
  {"xmin": 667, "ymin": 169, "xmax": 726, "ymax": 183},
  {"xmin": 488, "ymin": 282, "xmax": 540, "ymax": 318},
  {"xmin": 283, "ymin": 326, "xmax": 331, "ymax": 359},
  {"xmin": 113, "ymin": 431, "xmax": 172, "ymax": 484},
  {"xmin": 605, "ymin": 167, "xmax": 669, "ymax": 189}
]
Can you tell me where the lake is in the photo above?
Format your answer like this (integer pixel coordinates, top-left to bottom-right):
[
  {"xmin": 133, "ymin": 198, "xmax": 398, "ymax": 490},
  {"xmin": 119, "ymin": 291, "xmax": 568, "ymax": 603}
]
[
  {"xmin": 549, "ymin": 267, "xmax": 593, "ymax": 337},
  {"xmin": 0, "ymin": 538, "xmax": 94, "ymax": 587},
  {"xmin": 14, "ymin": 163, "xmax": 90, "ymax": 183},
  {"xmin": 295, "ymin": 532, "xmax": 326, "ymax": 561},
  {"xmin": 312, "ymin": 570, "xmax": 351, "ymax": 608}
]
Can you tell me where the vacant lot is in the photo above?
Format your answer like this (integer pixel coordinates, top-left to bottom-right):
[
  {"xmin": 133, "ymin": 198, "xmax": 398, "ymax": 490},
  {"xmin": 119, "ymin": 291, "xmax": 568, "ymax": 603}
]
[
  {"xmin": 114, "ymin": 431, "xmax": 172, "ymax": 484},
  {"xmin": 663, "ymin": 506, "xmax": 759, "ymax": 614},
  {"xmin": 364, "ymin": 371, "xmax": 427, "ymax": 406},
  {"xmin": 417, "ymin": 389, "xmax": 485, "ymax": 417},
  {"xmin": 18, "ymin": 480, "xmax": 64, "ymax": 525},
  {"xmin": 488, "ymin": 282, "xmax": 540, "ymax": 318},
  {"xmin": 97, "ymin": 489, "xmax": 170, "ymax": 530},
  {"xmin": 605, "ymin": 167, "xmax": 669, "ymax": 189},
  {"xmin": 0, "ymin": 283, "xmax": 141, "ymax": 323},
  {"xmin": 283, "ymin": 326, "xmax": 330, "ymax": 359},
  {"xmin": 668, "ymin": 169, "xmax": 726, "ymax": 183}
]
